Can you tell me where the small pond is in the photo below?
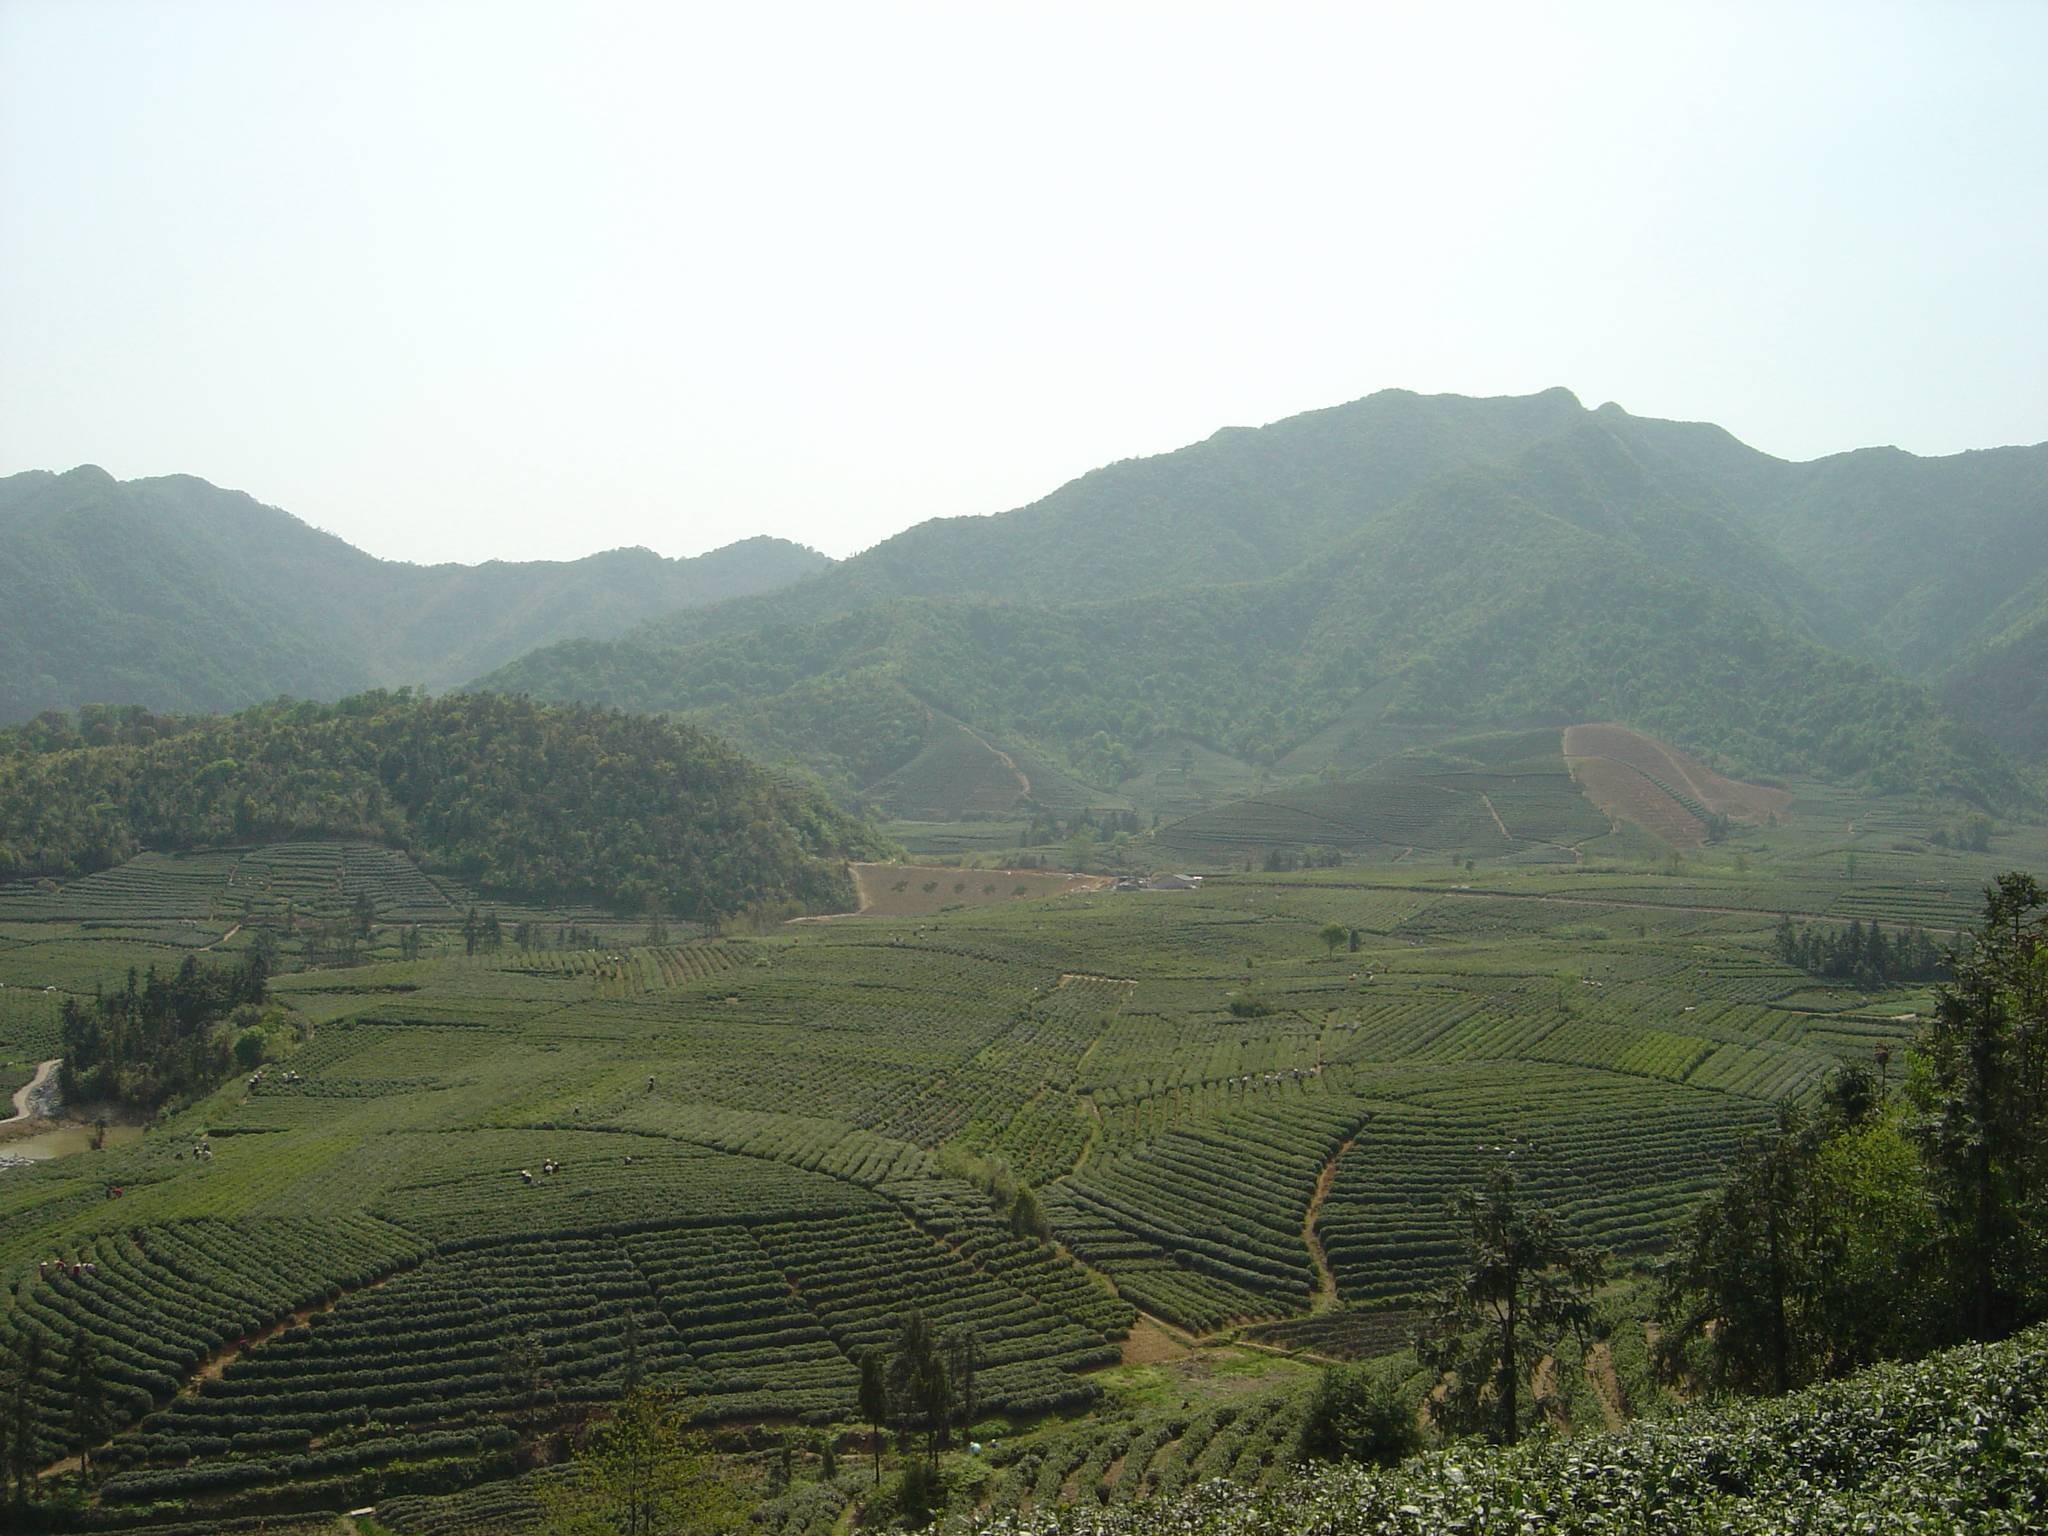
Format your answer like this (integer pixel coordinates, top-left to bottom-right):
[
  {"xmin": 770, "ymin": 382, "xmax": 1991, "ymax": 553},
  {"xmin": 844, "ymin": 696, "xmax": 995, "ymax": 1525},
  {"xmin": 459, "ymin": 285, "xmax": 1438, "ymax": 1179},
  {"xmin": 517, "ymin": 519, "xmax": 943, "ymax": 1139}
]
[{"xmin": 0, "ymin": 1123, "xmax": 145, "ymax": 1165}]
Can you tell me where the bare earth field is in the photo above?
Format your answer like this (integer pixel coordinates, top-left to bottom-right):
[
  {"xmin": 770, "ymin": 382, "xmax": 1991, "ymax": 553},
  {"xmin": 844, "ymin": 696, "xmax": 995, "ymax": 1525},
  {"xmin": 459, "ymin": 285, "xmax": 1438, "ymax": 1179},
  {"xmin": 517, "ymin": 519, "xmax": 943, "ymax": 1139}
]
[
  {"xmin": 830, "ymin": 862, "xmax": 1110, "ymax": 918},
  {"xmin": 1565, "ymin": 723, "xmax": 1792, "ymax": 847}
]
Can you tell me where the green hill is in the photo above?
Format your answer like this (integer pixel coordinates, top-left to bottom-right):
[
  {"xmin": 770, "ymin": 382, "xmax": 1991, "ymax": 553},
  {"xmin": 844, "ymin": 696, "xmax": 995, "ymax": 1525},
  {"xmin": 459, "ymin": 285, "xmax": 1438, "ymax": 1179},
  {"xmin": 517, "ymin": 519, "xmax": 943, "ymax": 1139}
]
[
  {"xmin": 0, "ymin": 466, "xmax": 830, "ymax": 722},
  {"xmin": 0, "ymin": 692, "xmax": 884, "ymax": 917},
  {"xmin": 627, "ymin": 387, "xmax": 1597, "ymax": 646},
  {"xmin": 484, "ymin": 407, "xmax": 2027, "ymax": 811}
]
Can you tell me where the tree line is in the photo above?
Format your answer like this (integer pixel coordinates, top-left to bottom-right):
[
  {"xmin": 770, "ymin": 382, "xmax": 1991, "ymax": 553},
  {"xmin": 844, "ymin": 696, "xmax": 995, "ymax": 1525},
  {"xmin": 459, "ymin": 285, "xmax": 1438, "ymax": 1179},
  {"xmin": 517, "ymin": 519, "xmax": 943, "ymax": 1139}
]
[{"xmin": 1771, "ymin": 914, "xmax": 1949, "ymax": 987}]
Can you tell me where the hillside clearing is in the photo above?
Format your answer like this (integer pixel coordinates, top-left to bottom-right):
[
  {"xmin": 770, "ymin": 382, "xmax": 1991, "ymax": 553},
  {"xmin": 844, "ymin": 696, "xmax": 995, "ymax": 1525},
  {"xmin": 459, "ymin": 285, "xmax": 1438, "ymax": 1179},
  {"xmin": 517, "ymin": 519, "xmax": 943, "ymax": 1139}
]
[
  {"xmin": 1565, "ymin": 722, "xmax": 1792, "ymax": 848},
  {"xmin": 816, "ymin": 862, "xmax": 1110, "ymax": 919}
]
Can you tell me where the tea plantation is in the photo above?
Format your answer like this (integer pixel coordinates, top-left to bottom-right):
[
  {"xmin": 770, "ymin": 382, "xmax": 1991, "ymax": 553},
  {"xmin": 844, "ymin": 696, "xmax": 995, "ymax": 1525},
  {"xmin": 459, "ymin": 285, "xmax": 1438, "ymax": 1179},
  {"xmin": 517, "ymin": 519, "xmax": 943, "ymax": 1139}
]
[
  {"xmin": 0, "ymin": 788, "xmax": 2043, "ymax": 1531},
  {"xmin": 977, "ymin": 1321, "xmax": 2048, "ymax": 1535}
]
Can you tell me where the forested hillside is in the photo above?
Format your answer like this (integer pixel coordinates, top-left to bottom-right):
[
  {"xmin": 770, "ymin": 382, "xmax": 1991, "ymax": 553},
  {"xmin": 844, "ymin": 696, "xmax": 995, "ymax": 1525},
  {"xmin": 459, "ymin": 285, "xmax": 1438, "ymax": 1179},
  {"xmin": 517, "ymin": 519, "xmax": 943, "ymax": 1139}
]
[
  {"xmin": 0, "ymin": 467, "xmax": 829, "ymax": 721},
  {"xmin": 626, "ymin": 386, "xmax": 1594, "ymax": 643},
  {"xmin": 0, "ymin": 693, "xmax": 882, "ymax": 916},
  {"xmin": 1610, "ymin": 407, "xmax": 2048, "ymax": 678},
  {"xmin": 14, "ymin": 390, "xmax": 2042, "ymax": 814},
  {"xmin": 485, "ymin": 407, "xmax": 2028, "ymax": 809},
  {"xmin": 1944, "ymin": 577, "xmax": 2048, "ymax": 763}
]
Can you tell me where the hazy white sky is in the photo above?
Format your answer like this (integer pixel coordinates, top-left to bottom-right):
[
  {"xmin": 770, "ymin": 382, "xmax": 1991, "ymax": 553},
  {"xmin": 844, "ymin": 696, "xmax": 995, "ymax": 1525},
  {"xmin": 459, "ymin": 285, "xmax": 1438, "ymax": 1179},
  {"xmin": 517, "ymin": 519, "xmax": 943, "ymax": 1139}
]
[{"xmin": 3, "ymin": 1, "xmax": 2044, "ymax": 565}]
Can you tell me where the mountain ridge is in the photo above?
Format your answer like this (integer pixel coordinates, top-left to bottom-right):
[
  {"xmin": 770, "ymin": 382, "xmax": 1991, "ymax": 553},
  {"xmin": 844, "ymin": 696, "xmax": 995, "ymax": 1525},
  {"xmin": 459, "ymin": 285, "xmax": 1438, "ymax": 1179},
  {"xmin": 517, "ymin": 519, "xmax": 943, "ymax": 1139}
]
[
  {"xmin": 480, "ymin": 395, "xmax": 2034, "ymax": 811},
  {"xmin": 9, "ymin": 388, "xmax": 2043, "ymax": 811},
  {"xmin": 0, "ymin": 466, "xmax": 831, "ymax": 721}
]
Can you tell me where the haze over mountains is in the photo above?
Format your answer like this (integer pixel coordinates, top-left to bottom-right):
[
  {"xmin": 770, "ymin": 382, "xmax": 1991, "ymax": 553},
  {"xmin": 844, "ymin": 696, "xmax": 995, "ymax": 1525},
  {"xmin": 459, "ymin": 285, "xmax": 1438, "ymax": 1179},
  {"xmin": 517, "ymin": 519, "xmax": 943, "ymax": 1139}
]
[
  {"xmin": 482, "ymin": 389, "xmax": 2048, "ymax": 810},
  {"xmin": 8, "ymin": 388, "xmax": 2046, "ymax": 813},
  {"xmin": 0, "ymin": 466, "xmax": 828, "ymax": 720}
]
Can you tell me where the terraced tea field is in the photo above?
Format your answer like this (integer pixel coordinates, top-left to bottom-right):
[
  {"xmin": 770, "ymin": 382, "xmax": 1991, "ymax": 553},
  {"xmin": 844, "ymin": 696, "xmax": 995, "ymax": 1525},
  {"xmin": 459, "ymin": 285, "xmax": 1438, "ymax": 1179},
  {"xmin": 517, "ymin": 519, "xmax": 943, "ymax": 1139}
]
[
  {"xmin": 0, "ymin": 816, "xmax": 2036, "ymax": 1530},
  {"xmin": 1157, "ymin": 730, "xmax": 1614, "ymax": 863}
]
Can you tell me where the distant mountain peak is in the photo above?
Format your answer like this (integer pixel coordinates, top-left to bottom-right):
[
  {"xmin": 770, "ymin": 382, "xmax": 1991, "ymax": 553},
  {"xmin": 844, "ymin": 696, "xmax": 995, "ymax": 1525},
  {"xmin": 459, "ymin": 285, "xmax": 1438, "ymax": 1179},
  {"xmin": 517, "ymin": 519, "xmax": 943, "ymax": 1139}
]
[
  {"xmin": 0, "ymin": 471, "xmax": 834, "ymax": 720},
  {"xmin": 478, "ymin": 385, "xmax": 2039, "ymax": 808}
]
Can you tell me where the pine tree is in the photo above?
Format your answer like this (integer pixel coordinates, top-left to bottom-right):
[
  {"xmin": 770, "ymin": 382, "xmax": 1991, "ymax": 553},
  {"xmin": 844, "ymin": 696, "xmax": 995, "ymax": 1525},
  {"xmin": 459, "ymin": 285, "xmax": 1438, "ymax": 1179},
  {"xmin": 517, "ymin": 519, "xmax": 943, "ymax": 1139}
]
[
  {"xmin": 1009, "ymin": 1184, "xmax": 1050, "ymax": 1241},
  {"xmin": 885, "ymin": 1310, "xmax": 953, "ymax": 1469},
  {"xmin": 857, "ymin": 1349, "xmax": 889, "ymax": 1484},
  {"xmin": 535, "ymin": 1386, "xmax": 739, "ymax": 1536},
  {"xmin": 1418, "ymin": 1155, "xmax": 1605, "ymax": 1444},
  {"xmin": 65, "ymin": 1330, "xmax": 108, "ymax": 1484},
  {"xmin": 1657, "ymin": 1111, "xmax": 1814, "ymax": 1393},
  {"xmin": 10, "ymin": 1329, "xmax": 44, "ymax": 1506},
  {"xmin": 944, "ymin": 1327, "xmax": 980, "ymax": 1445},
  {"xmin": 1913, "ymin": 873, "xmax": 2047, "ymax": 1338}
]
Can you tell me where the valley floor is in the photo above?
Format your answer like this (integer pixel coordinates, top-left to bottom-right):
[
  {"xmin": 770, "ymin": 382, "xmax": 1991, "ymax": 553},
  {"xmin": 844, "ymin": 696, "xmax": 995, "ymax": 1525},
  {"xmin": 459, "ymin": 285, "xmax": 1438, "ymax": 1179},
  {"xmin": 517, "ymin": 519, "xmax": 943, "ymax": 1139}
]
[{"xmin": 0, "ymin": 799, "xmax": 2040, "ymax": 1531}]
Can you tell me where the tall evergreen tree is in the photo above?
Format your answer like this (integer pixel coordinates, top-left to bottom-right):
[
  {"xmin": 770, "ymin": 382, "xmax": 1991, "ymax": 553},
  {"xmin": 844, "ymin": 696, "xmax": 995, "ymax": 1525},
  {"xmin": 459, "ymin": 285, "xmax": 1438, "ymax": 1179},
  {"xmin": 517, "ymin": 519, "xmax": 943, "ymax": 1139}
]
[
  {"xmin": 1418, "ymin": 1155, "xmax": 1605, "ymax": 1445},
  {"xmin": 1658, "ymin": 1110, "xmax": 1815, "ymax": 1393},
  {"xmin": 65, "ymin": 1330, "xmax": 108, "ymax": 1485},
  {"xmin": 944, "ymin": 1327, "xmax": 980, "ymax": 1446},
  {"xmin": 621, "ymin": 1306, "xmax": 645, "ymax": 1393},
  {"xmin": 534, "ymin": 1386, "xmax": 739, "ymax": 1536},
  {"xmin": 857, "ymin": 1349, "xmax": 889, "ymax": 1485},
  {"xmin": 1913, "ymin": 873, "xmax": 2048, "ymax": 1338},
  {"xmin": 9, "ymin": 1329, "xmax": 44, "ymax": 1507},
  {"xmin": 884, "ymin": 1310, "xmax": 952, "ymax": 1470}
]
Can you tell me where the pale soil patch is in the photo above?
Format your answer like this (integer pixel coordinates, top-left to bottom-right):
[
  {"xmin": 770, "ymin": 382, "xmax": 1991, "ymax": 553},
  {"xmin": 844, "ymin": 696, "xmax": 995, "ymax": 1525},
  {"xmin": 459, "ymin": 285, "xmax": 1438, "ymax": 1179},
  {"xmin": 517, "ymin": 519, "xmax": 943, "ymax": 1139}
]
[
  {"xmin": 1565, "ymin": 723, "xmax": 1791, "ymax": 840},
  {"xmin": 815, "ymin": 863, "xmax": 1110, "ymax": 920},
  {"xmin": 1120, "ymin": 1314, "xmax": 1193, "ymax": 1365},
  {"xmin": 1570, "ymin": 754, "xmax": 1710, "ymax": 847},
  {"xmin": 1099, "ymin": 1449, "xmax": 1130, "ymax": 1493}
]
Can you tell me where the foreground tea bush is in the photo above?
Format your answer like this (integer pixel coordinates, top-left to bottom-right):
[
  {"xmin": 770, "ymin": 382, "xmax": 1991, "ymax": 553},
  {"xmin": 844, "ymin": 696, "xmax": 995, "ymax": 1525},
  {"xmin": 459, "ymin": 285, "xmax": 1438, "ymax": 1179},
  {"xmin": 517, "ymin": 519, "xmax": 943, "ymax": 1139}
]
[{"xmin": 978, "ymin": 1322, "xmax": 2048, "ymax": 1535}]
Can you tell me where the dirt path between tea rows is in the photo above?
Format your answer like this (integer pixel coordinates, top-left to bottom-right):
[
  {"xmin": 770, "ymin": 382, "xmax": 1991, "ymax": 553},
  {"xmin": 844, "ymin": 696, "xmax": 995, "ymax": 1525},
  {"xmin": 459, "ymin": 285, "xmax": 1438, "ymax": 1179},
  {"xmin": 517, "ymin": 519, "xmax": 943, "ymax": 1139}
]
[{"xmin": 1303, "ymin": 1137, "xmax": 1354, "ymax": 1314}]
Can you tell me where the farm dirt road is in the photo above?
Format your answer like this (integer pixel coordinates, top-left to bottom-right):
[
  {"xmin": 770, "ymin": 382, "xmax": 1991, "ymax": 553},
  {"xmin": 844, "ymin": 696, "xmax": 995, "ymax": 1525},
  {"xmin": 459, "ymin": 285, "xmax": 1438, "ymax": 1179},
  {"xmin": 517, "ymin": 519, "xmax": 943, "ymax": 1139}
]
[{"xmin": 2, "ymin": 1058, "xmax": 60, "ymax": 1127}]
